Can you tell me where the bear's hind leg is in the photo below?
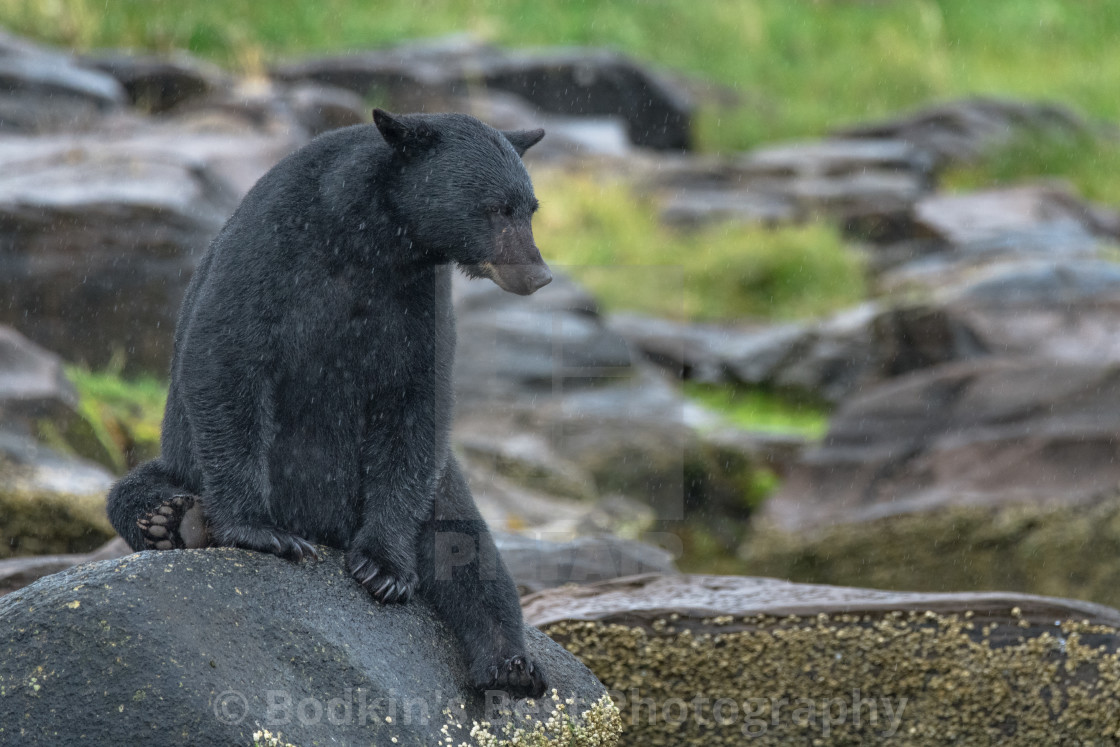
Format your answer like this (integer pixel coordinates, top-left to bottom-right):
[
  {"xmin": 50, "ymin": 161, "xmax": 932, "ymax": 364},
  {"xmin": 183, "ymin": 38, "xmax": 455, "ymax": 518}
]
[
  {"xmin": 417, "ymin": 457, "xmax": 547, "ymax": 699},
  {"xmin": 108, "ymin": 459, "xmax": 210, "ymax": 551}
]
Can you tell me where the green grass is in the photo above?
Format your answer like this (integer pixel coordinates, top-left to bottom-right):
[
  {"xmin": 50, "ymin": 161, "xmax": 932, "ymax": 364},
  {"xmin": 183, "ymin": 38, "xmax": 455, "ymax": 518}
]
[
  {"xmin": 535, "ymin": 171, "xmax": 866, "ymax": 321},
  {"xmin": 4, "ymin": 0, "xmax": 1120, "ymax": 152},
  {"xmin": 683, "ymin": 382, "xmax": 830, "ymax": 439},
  {"xmin": 942, "ymin": 129, "xmax": 1120, "ymax": 206},
  {"xmin": 64, "ymin": 367, "xmax": 167, "ymax": 473}
]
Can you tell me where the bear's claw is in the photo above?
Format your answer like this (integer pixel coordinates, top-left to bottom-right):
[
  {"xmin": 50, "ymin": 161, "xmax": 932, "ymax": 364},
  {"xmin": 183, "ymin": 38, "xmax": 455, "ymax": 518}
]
[
  {"xmin": 347, "ymin": 553, "xmax": 417, "ymax": 604},
  {"xmin": 476, "ymin": 655, "xmax": 547, "ymax": 699}
]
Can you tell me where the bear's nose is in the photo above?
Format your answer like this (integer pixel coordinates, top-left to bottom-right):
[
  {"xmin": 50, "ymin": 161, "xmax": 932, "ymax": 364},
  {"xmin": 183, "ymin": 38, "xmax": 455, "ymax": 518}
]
[{"xmin": 526, "ymin": 267, "xmax": 553, "ymax": 294}]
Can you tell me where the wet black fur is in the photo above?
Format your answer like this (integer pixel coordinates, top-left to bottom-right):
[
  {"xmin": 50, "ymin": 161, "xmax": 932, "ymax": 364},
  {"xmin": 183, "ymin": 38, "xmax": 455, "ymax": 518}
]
[{"xmin": 107, "ymin": 112, "xmax": 549, "ymax": 697}]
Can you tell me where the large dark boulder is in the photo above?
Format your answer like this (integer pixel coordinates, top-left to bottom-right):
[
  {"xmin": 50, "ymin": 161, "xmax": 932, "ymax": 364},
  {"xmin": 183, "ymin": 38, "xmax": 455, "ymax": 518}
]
[
  {"xmin": 526, "ymin": 573, "xmax": 1120, "ymax": 746},
  {"xmin": 476, "ymin": 48, "xmax": 692, "ymax": 150},
  {"xmin": 0, "ymin": 548, "xmax": 620, "ymax": 746}
]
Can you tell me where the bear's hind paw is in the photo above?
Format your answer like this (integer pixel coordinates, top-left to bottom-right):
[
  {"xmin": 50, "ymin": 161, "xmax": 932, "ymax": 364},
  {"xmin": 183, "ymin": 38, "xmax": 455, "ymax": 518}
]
[
  {"xmin": 476, "ymin": 655, "xmax": 547, "ymax": 699},
  {"xmin": 138, "ymin": 495, "xmax": 210, "ymax": 550}
]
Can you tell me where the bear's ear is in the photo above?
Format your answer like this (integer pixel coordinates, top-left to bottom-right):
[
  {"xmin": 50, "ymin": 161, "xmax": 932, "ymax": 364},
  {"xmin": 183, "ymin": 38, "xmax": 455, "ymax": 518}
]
[
  {"xmin": 373, "ymin": 109, "xmax": 437, "ymax": 155},
  {"xmin": 502, "ymin": 128, "xmax": 546, "ymax": 157}
]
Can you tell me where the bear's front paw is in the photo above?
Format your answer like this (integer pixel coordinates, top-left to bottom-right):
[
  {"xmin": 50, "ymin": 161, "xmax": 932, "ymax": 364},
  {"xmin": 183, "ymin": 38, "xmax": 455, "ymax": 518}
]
[
  {"xmin": 347, "ymin": 550, "xmax": 418, "ymax": 604},
  {"xmin": 474, "ymin": 655, "xmax": 548, "ymax": 699}
]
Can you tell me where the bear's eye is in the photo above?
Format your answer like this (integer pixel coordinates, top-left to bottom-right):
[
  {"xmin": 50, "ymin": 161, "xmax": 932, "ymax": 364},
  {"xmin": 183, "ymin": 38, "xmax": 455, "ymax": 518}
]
[{"xmin": 487, "ymin": 205, "xmax": 514, "ymax": 218}]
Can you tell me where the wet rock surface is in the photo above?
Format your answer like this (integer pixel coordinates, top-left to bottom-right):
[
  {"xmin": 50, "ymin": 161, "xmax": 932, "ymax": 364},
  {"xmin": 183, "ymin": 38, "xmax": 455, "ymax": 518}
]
[
  {"xmin": 79, "ymin": 50, "xmax": 229, "ymax": 114},
  {"xmin": 764, "ymin": 358, "xmax": 1120, "ymax": 532},
  {"xmin": 0, "ymin": 325, "xmax": 77, "ymax": 428},
  {"xmin": 0, "ymin": 548, "xmax": 620, "ymax": 746},
  {"xmin": 834, "ymin": 97, "xmax": 1098, "ymax": 166},
  {"xmin": 647, "ymin": 138, "xmax": 935, "ymax": 233},
  {"xmin": 0, "ymin": 119, "xmax": 302, "ymax": 370},
  {"xmin": 744, "ymin": 491, "xmax": 1120, "ymax": 611},
  {"xmin": 0, "ymin": 29, "xmax": 127, "ymax": 133},
  {"xmin": 526, "ymin": 574, "xmax": 1120, "ymax": 745}
]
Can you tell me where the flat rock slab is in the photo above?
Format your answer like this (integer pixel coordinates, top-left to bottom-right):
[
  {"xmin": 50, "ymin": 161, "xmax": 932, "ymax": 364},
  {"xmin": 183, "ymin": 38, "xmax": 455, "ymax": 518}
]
[
  {"xmin": 526, "ymin": 573, "xmax": 1120, "ymax": 745},
  {"xmin": 909, "ymin": 259, "xmax": 1120, "ymax": 367},
  {"xmin": 0, "ymin": 537, "xmax": 126, "ymax": 595},
  {"xmin": 646, "ymin": 138, "xmax": 934, "ymax": 231},
  {"xmin": 494, "ymin": 534, "xmax": 676, "ymax": 595},
  {"xmin": 743, "ymin": 491, "xmax": 1120, "ymax": 614},
  {"xmin": 835, "ymin": 96, "xmax": 1094, "ymax": 166},
  {"xmin": 0, "ymin": 29, "xmax": 126, "ymax": 133},
  {"xmin": 0, "ymin": 548, "xmax": 619, "ymax": 746},
  {"xmin": 764, "ymin": 357, "xmax": 1120, "ymax": 532},
  {"xmin": 912, "ymin": 182, "xmax": 1119, "ymax": 245},
  {"xmin": 0, "ymin": 325, "xmax": 77, "ymax": 425},
  {"xmin": 0, "ymin": 122, "xmax": 302, "ymax": 371}
]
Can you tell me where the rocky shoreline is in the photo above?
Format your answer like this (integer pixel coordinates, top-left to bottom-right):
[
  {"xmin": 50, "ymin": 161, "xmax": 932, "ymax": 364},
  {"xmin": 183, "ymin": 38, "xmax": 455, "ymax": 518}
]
[{"xmin": 5, "ymin": 25, "xmax": 1120, "ymax": 745}]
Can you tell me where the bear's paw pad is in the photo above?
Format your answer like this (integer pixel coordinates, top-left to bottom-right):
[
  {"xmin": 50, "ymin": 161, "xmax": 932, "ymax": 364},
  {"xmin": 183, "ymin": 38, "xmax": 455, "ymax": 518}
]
[{"xmin": 137, "ymin": 495, "xmax": 209, "ymax": 550}]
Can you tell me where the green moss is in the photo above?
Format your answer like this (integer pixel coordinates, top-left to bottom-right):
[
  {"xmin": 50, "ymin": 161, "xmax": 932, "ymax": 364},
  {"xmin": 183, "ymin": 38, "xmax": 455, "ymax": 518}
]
[
  {"xmin": 0, "ymin": 481, "xmax": 114, "ymax": 558},
  {"xmin": 683, "ymin": 383, "xmax": 830, "ymax": 439},
  {"xmin": 535, "ymin": 172, "xmax": 866, "ymax": 322}
]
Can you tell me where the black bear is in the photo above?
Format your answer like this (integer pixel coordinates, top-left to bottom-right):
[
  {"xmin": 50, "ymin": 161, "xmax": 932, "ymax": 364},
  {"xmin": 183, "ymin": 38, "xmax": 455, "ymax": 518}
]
[{"xmin": 107, "ymin": 110, "xmax": 551, "ymax": 698}]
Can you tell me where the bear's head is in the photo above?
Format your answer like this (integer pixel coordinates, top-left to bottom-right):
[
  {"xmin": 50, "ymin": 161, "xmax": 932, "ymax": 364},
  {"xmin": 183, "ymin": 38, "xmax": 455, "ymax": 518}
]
[{"xmin": 374, "ymin": 109, "xmax": 552, "ymax": 296}]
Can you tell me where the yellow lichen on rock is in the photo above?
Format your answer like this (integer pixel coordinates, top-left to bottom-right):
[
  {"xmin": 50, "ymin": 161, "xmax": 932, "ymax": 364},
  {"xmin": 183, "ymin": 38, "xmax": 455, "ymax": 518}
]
[{"xmin": 544, "ymin": 611, "xmax": 1120, "ymax": 746}]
